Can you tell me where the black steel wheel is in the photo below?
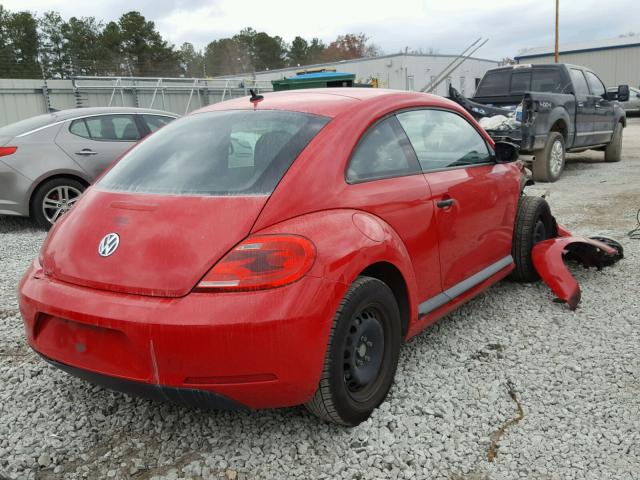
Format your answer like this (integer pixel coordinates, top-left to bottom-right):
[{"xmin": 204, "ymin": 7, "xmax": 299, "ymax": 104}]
[
  {"xmin": 305, "ymin": 276, "xmax": 401, "ymax": 426},
  {"xmin": 509, "ymin": 195, "xmax": 553, "ymax": 282}
]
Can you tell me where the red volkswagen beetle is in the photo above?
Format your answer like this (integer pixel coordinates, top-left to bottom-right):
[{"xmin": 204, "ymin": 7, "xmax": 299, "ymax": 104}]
[{"xmin": 20, "ymin": 88, "xmax": 537, "ymax": 426}]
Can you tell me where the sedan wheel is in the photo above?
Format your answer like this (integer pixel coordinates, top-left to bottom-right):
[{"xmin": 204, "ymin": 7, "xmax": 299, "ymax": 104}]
[
  {"xmin": 42, "ymin": 185, "xmax": 83, "ymax": 225},
  {"xmin": 31, "ymin": 178, "xmax": 86, "ymax": 230}
]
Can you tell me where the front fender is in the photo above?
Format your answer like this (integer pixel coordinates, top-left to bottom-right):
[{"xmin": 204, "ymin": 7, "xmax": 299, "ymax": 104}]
[
  {"xmin": 614, "ymin": 105, "xmax": 626, "ymax": 127},
  {"xmin": 531, "ymin": 236, "xmax": 623, "ymax": 310},
  {"xmin": 255, "ymin": 209, "xmax": 420, "ymax": 326}
]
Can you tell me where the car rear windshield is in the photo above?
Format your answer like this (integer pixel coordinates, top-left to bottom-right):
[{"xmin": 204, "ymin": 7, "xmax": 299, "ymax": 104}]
[{"xmin": 98, "ymin": 110, "xmax": 329, "ymax": 196}]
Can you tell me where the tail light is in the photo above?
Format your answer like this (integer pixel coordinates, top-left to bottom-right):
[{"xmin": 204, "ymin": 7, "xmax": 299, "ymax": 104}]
[
  {"xmin": 195, "ymin": 235, "xmax": 316, "ymax": 292},
  {"xmin": 0, "ymin": 146, "xmax": 17, "ymax": 157}
]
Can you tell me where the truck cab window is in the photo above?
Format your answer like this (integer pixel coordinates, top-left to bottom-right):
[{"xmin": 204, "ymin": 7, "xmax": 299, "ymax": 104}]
[
  {"xmin": 531, "ymin": 69, "xmax": 565, "ymax": 93},
  {"xmin": 584, "ymin": 71, "xmax": 606, "ymax": 97},
  {"xmin": 510, "ymin": 72, "xmax": 531, "ymax": 94},
  {"xmin": 570, "ymin": 69, "xmax": 590, "ymax": 96},
  {"xmin": 475, "ymin": 71, "xmax": 510, "ymax": 96}
]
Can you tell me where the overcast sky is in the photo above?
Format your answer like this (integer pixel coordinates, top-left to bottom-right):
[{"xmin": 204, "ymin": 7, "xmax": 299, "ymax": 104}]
[{"xmin": 3, "ymin": 0, "xmax": 639, "ymax": 59}]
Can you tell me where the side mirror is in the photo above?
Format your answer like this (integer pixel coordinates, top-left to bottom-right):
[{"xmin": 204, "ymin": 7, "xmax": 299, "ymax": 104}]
[
  {"xmin": 617, "ymin": 84, "xmax": 630, "ymax": 102},
  {"xmin": 494, "ymin": 141, "xmax": 520, "ymax": 163}
]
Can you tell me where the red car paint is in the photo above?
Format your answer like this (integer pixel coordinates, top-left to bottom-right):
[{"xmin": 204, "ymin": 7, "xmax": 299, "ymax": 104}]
[
  {"xmin": 531, "ymin": 236, "xmax": 621, "ymax": 310},
  {"xmin": 20, "ymin": 88, "xmax": 526, "ymax": 409}
]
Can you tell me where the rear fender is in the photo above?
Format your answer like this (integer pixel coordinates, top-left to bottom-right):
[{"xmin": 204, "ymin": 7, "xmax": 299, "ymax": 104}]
[
  {"xmin": 531, "ymin": 236, "xmax": 623, "ymax": 310},
  {"xmin": 255, "ymin": 209, "xmax": 420, "ymax": 331}
]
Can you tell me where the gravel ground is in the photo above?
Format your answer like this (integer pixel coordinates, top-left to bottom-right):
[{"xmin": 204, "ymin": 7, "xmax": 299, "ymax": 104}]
[{"xmin": 1, "ymin": 119, "xmax": 639, "ymax": 480}]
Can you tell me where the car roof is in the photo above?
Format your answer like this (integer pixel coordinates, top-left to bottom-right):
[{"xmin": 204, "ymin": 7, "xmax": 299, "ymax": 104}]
[
  {"xmin": 0, "ymin": 107, "xmax": 178, "ymax": 139},
  {"xmin": 194, "ymin": 88, "xmax": 455, "ymax": 118},
  {"xmin": 49, "ymin": 106, "xmax": 177, "ymax": 120},
  {"xmin": 486, "ymin": 63, "xmax": 598, "ymax": 74}
]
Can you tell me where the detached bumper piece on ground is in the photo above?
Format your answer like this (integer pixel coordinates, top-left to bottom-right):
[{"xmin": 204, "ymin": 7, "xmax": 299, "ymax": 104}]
[{"xmin": 532, "ymin": 231, "xmax": 623, "ymax": 310}]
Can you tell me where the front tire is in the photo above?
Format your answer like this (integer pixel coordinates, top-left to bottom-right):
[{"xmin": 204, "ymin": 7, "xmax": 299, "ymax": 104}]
[
  {"xmin": 305, "ymin": 276, "xmax": 401, "ymax": 426},
  {"xmin": 509, "ymin": 196, "xmax": 553, "ymax": 282},
  {"xmin": 31, "ymin": 177, "xmax": 85, "ymax": 230},
  {"xmin": 532, "ymin": 132, "xmax": 565, "ymax": 182},
  {"xmin": 604, "ymin": 122, "xmax": 623, "ymax": 162}
]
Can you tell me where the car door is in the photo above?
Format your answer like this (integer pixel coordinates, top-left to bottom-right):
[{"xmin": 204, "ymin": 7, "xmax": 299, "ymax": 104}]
[
  {"xmin": 55, "ymin": 114, "xmax": 141, "ymax": 180},
  {"xmin": 584, "ymin": 71, "xmax": 615, "ymax": 145},
  {"xmin": 396, "ymin": 108, "xmax": 519, "ymax": 296},
  {"xmin": 344, "ymin": 115, "xmax": 443, "ymax": 307},
  {"xmin": 568, "ymin": 68, "xmax": 593, "ymax": 147}
]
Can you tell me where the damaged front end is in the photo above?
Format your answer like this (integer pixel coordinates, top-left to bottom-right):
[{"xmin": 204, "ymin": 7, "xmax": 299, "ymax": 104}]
[{"xmin": 531, "ymin": 232, "xmax": 623, "ymax": 310}]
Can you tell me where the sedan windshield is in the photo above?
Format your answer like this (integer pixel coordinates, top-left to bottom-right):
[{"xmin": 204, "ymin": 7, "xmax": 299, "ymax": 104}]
[{"xmin": 98, "ymin": 110, "xmax": 329, "ymax": 196}]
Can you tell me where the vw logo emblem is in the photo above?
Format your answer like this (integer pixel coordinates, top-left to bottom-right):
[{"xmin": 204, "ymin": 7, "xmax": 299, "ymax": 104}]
[{"xmin": 98, "ymin": 233, "xmax": 120, "ymax": 257}]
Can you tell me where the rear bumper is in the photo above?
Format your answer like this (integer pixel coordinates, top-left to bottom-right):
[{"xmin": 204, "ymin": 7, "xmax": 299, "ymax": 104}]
[
  {"xmin": 41, "ymin": 354, "xmax": 246, "ymax": 410},
  {"xmin": 19, "ymin": 260, "xmax": 345, "ymax": 409},
  {"xmin": 0, "ymin": 159, "xmax": 30, "ymax": 216},
  {"xmin": 518, "ymin": 134, "xmax": 546, "ymax": 153}
]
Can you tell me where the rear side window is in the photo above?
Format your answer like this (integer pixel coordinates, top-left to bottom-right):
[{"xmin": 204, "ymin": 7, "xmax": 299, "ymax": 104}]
[
  {"xmin": 99, "ymin": 110, "xmax": 329, "ymax": 196},
  {"xmin": 474, "ymin": 71, "xmax": 510, "ymax": 96},
  {"xmin": 584, "ymin": 71, "xmax": 606, "ymax": 97},
  {"xmin": 531, "ymin": 69, "xmax": 565, "ymax": 93},
  {"xmin": 397, "ymin": 109, "xmax": 491, "ymax": 171},
  {"xmin": 570, "ymin": 69, "xmax": 590, "ymax": 96},
  {"xmin": 346, "ymin": 117, "xmax": 419, "ymax": 183},
  {"xmin": 83, "ymin": 115, "xmax": 140, "ymax": 141},
  {"xmin": 69, "ymin": 119, "xmax": 90, "ymax": 138},
  {"xmin": 143, "ymin": 114, "xmax": 174, "ymax": 133}
]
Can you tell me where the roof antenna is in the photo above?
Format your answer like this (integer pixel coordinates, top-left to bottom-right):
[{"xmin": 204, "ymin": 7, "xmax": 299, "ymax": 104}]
[{"xmin": 249, "ymin": 88, "xmax": 264, "ymax": 102}]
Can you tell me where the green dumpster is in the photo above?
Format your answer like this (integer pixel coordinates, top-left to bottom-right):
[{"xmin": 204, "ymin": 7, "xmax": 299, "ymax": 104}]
[{"xmin": 271, "ymin": 71, "xmax": 356, "ymax": 91}]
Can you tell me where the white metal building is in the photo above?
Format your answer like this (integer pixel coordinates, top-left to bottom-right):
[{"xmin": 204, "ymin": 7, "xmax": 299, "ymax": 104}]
[
  {"xmin": 219, "ymin": 53, "xmax": 499, "ymax": 97},
  {"xmin": 515, "ymin": 36, "xmax": 640, "ymax": 88}
]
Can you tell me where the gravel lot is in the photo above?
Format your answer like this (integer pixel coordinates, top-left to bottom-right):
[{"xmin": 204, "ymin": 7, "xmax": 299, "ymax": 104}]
[{"xmin": 1, "ymin": 119, "xmax": 639, "ymax": 480}]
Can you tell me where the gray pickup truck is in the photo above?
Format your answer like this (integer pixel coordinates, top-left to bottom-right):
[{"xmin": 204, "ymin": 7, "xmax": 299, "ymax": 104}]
[{"xmin": 449, "ymin": 64, "xmax": 629, "ymax": 182}]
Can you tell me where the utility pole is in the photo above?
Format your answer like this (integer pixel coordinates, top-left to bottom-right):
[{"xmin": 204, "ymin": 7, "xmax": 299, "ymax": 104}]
[{"xmin": 555, "ymin": 0, "xmax": 560, "ymax": 63}]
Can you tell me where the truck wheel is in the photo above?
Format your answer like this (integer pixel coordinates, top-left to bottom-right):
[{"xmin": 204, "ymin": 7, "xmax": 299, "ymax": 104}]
[
  {"xmin": 305, "ymin": 276, "xmax": 401, "ymax": 426},
  {"xmin": 509, "ymin": 195, "xmax": 553, "ymax": 283},
  {"xmin": 604, "ymin": 122, "xmax": 623, "ymax": 162},
  {"xmin": 532, "ymin": 132, "xmax": 565, "ymax": 182}
]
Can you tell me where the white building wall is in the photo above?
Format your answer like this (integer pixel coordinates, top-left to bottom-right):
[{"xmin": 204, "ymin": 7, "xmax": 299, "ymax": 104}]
[
  {"xmin": 230, "ymin": 54, "xmax": 499, "ymax": 97},
  {"xmin": 517, "ymin": 46, "xmax": 640, "ymax": 88}
]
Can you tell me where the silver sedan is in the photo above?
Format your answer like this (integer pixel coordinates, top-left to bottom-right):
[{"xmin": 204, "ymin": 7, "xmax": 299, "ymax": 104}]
[
  {"xmin": 0, "ymin": 107, "xmax": 177, "ymax": 228},
  {"xmin": 608, "ymin": 86, "xmax": 640, "ymax": 114}
]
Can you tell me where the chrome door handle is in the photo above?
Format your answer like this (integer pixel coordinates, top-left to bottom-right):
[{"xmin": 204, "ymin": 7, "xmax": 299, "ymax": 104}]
[
  {"xmin": 594, "ymin": 103, "xmax": 600, "ymax": 108},
  {"xmin": 75, "ymin": 149, "xmax": 97, "ymax": 156},
  {"xmin": 577, "ymin": 102, "xmax": 584, "ymax": 107}
]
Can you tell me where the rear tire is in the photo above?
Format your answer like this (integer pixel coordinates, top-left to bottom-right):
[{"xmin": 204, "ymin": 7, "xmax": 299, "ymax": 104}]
[
  {"xmin": 31, "ymin": 177, "xmax": 86, "ymax": 230},
  {"xmin": 532, "ymin": 132, "xmax": 565, "ymax": 182},
  {"xmin": 509, "ymin": 196, "xmax": 553, "ymax": 283},
  {"xmin": 604, "ymin": 122, "xmax": 623, "ymax": 162},
  {"xmin": 305, "ymin": 276, "xmax": 401, "ymax": 426}
]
